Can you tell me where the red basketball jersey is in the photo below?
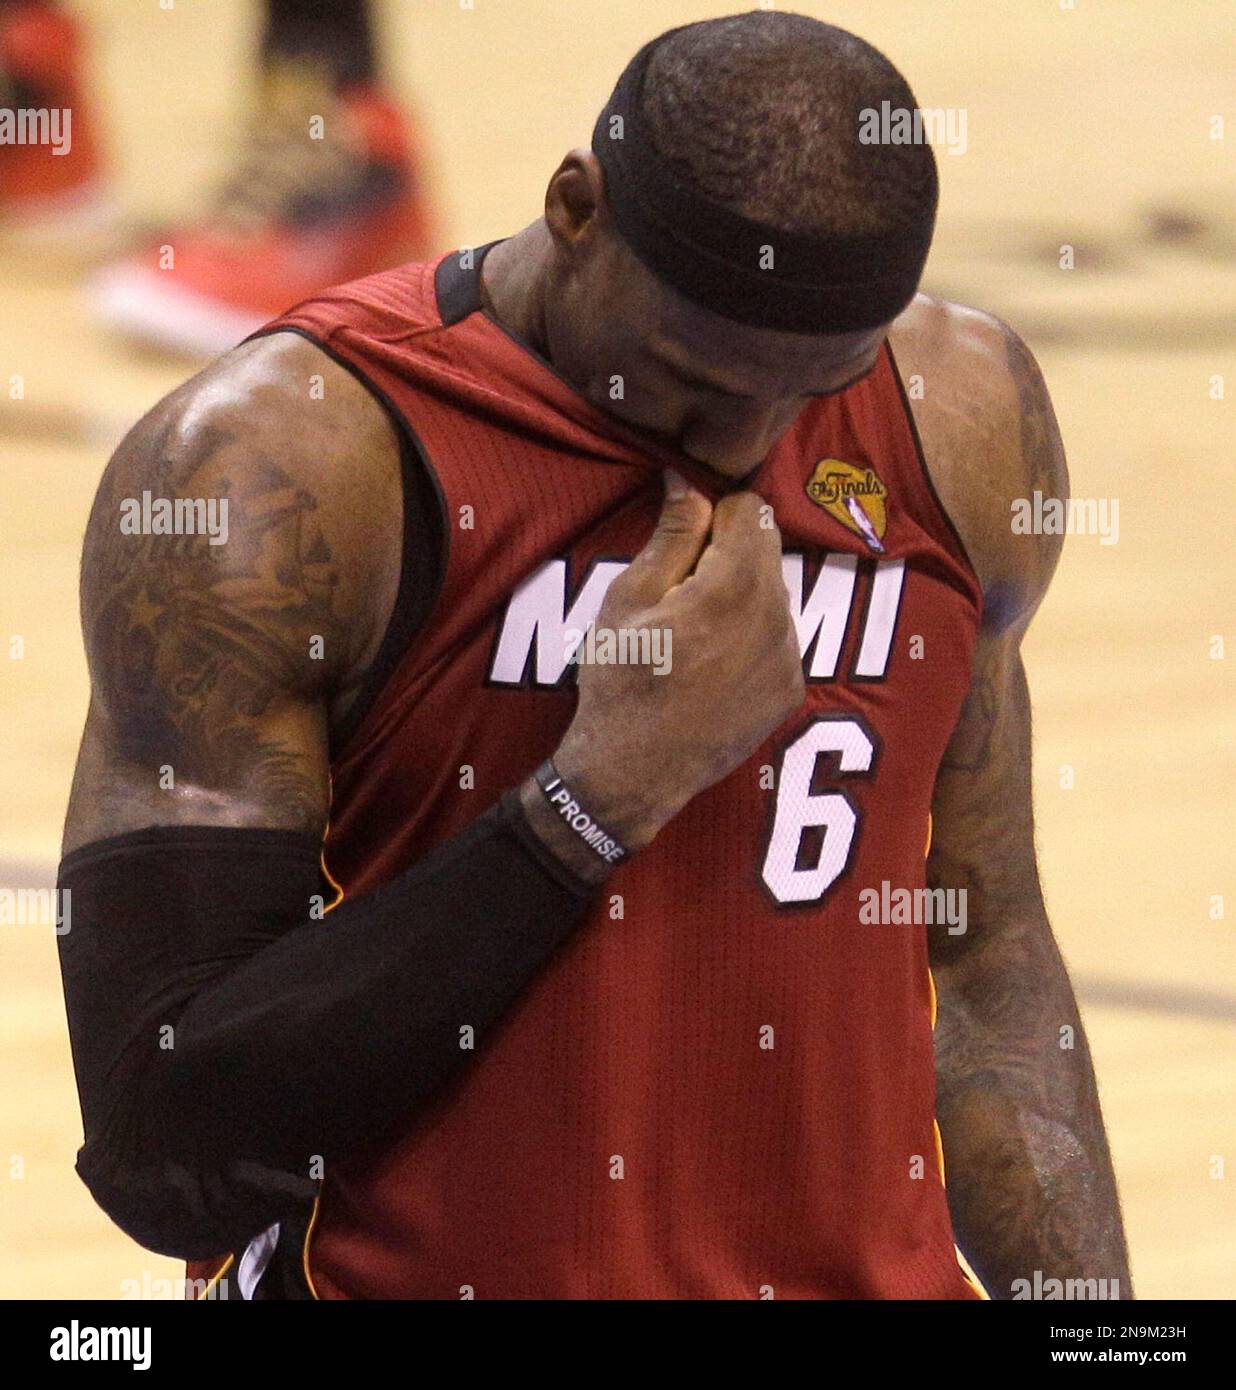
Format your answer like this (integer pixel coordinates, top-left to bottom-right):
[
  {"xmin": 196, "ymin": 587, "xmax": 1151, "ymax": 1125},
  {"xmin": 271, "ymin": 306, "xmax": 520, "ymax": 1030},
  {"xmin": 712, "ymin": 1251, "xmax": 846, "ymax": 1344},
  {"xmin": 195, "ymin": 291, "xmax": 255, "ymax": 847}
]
[{"xmin": 253, "ymin": 246, "xmax": 985, "ymax": 1299}]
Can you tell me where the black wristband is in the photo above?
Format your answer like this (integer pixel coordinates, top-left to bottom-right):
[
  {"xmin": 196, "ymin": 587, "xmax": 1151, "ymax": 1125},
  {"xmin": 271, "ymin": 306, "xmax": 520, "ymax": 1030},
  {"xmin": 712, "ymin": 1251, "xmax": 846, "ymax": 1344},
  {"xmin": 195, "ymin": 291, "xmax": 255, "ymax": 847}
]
[{"xmin": 532, "ymin": 760, "xmax": 629, "ymax": 868}]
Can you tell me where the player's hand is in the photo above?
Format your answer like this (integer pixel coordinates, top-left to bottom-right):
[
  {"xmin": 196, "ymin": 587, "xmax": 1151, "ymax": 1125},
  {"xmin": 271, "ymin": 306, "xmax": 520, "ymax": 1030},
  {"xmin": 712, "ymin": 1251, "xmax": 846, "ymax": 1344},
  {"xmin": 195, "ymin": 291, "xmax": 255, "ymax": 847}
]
[{"xmin": 550, "ymin": 470, "xmax": 804, "ymax": 852}]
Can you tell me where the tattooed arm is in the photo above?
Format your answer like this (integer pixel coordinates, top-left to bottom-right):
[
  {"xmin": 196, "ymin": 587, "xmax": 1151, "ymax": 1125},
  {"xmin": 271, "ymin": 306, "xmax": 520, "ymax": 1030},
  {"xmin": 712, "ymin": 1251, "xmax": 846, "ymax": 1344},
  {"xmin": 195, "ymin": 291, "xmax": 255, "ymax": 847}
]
[
  {"xmin": 892, "ymin": 298, "xmax": 1132, "ymax": 1297},
  {"xmin": 929, "ymin": 634, "xmax": 1131, "ymax": 1298},
  {"xmin": 64, "ymin": 333, "xmax": 402, "ymax": 853},
  {"xmin": 59, "ymin": 335, "xmax": 612, "ymax": 1256}
]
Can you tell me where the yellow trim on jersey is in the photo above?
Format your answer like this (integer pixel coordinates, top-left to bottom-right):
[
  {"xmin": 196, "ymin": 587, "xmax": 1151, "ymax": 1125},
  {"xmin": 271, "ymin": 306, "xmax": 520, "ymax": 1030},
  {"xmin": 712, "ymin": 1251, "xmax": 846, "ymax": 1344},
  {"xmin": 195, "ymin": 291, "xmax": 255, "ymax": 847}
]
[
  {"xmin": 320, "ymin": 848, "xmax": 345, "ymax": 914},
  {"xmin": 191, "ymin": 839, "xmax": 340, "ymax": 1304},
  {"xmin": 932, "ymin": 1116, "xmax": 947, "ymax": 1183},
  {"xmin": 929, "ymin": 971, "xmax": 990, "ymax": 1300},
  {"xmin": 298, "ymin": 837, "xmax": 341, "ymax": 1300},
  {"xmin": 956, "ymin": 1245, "xmax": 990, "ymax": 1300},
  {"xmin": 301, "ymin": 1192, "xmax": 323, "ymax": 1299},
  {"xmin": 195, "ymin": 1253, "xmax": 234, "ymax": 1301}
]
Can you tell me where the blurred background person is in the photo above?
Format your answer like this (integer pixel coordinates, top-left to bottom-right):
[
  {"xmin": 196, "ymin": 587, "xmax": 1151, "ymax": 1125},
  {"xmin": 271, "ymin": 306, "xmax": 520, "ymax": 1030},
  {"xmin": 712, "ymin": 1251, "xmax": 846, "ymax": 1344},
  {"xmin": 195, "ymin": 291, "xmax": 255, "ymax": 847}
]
[
  {"xmin": 0, "ymin": 0, "xmax": 434, "ymax": 355},
  {"xmin": 0, "ymin": 0, "xmax": 109, "ymax": 237}
]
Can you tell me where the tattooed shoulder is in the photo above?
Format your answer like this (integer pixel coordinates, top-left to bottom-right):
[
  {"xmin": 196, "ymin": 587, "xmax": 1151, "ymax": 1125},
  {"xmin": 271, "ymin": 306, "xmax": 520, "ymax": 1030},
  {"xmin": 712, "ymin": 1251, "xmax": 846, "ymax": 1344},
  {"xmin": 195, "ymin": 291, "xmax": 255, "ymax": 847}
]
[{"xmin": 68, "ymin": 336, "xmax": 402, "ymax": 847}]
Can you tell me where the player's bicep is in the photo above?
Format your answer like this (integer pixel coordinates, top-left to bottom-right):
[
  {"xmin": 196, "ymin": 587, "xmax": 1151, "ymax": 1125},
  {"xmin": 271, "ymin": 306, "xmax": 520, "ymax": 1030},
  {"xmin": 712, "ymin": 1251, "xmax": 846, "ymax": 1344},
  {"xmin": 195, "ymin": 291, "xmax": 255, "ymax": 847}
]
[
  {"xmin": 63, "ymin": 694, "xmax": 330, "ymax": 853},
  {"xmin": 926, "ymin": 628, "xmax": 1045, "ymax": 967},
  {"xmin": 922, "ymin": 314, "xmax": 1071, "ymax": 967},
  {"xmin": 63, "ymin": 396, "xmax": 345, "ymax": 853}
]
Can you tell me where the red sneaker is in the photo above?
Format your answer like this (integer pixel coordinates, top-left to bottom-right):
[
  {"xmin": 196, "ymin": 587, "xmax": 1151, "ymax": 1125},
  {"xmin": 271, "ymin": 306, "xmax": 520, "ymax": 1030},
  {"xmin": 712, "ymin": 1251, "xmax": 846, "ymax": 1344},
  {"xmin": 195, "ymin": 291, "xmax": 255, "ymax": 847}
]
[
  {"xmin": 0, "ymin": 0, "xmax": 111, "ymax": 241},
  {"xmin": 93, "ymin": 68, "xmax": 434, "ymax": 356}
]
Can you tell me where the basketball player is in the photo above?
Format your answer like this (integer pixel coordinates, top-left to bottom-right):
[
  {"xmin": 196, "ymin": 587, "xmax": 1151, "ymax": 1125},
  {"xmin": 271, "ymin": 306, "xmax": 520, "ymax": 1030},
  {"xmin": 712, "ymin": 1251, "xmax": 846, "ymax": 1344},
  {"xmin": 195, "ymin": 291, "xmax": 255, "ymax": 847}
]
[{"xmin": 57, "ymin": 12, "xmax": 1132, "ymax": 1299}]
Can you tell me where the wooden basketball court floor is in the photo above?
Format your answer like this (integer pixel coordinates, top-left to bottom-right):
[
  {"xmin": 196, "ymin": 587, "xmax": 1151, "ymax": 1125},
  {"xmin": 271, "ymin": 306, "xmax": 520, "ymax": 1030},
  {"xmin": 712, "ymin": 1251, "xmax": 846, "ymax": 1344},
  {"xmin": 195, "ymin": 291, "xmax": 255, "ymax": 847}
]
[{"xmin": 1, "ymin": 1, "xmax": 1232, "ymax": 1298}]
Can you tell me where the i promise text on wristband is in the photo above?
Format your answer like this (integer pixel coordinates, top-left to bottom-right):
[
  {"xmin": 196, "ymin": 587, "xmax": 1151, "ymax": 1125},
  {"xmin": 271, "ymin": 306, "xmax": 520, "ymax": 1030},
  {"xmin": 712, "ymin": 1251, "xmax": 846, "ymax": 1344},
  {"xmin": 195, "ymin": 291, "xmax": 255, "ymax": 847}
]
[{"xmin": 533, "ymin": 760, "xmax": 628, "ymax": 867}]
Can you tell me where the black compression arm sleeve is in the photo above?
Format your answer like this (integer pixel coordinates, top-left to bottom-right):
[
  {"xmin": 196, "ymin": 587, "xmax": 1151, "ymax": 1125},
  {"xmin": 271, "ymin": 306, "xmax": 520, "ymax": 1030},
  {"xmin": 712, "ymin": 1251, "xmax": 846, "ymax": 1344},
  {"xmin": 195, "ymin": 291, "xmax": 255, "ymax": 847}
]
[{"xmin": 56, "ymin": 793, "xmax": 597, "ymax": 1259}]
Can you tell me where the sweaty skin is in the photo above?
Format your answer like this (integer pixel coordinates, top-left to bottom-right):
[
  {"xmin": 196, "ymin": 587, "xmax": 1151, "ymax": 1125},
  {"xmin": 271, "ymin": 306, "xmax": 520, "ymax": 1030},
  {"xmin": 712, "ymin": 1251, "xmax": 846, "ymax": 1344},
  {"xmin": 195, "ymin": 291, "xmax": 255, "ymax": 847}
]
[
  {"xmin": 892, "ymin": 297, "xmax": 1131, "ymax": 1296},
  {"xmin": 63, "ymin": 153, "xmax": 1131, "ymax": 1298}
]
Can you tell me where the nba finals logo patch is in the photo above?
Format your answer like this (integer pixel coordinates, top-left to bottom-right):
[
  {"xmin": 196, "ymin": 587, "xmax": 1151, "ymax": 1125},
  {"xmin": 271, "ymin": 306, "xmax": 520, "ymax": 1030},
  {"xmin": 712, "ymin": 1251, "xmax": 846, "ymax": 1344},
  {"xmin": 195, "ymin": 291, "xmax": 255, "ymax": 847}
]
[{"xmin": 805, "ymin": 459, "xmax": 888, "ymax": 553}]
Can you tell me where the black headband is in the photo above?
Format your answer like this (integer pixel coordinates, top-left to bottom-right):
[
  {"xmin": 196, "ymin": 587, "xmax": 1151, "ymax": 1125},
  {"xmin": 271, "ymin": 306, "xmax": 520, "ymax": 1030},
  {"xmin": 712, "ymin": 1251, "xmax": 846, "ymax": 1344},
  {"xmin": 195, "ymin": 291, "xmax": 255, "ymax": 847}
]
[{"xmin": 590, "ymin": 31, "xmax": 938, "ymax": 335}]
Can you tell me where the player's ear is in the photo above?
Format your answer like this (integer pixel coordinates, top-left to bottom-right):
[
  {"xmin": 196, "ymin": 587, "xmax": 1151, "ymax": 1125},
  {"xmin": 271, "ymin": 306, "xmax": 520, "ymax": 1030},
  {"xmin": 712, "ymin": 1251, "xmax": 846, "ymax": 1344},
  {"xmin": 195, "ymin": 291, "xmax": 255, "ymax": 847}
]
[{"xmin": 544, "ymin": 149, "xmax": 604, "ymax": 248}]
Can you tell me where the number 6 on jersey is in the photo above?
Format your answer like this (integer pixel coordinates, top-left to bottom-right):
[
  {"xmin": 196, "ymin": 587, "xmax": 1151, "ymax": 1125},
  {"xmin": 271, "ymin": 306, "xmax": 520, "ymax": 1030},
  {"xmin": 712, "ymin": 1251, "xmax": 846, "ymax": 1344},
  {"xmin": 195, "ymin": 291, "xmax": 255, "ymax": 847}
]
[{"xmin": 760, "ymin": 715, "xmax": 878, "ymax": 905}]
